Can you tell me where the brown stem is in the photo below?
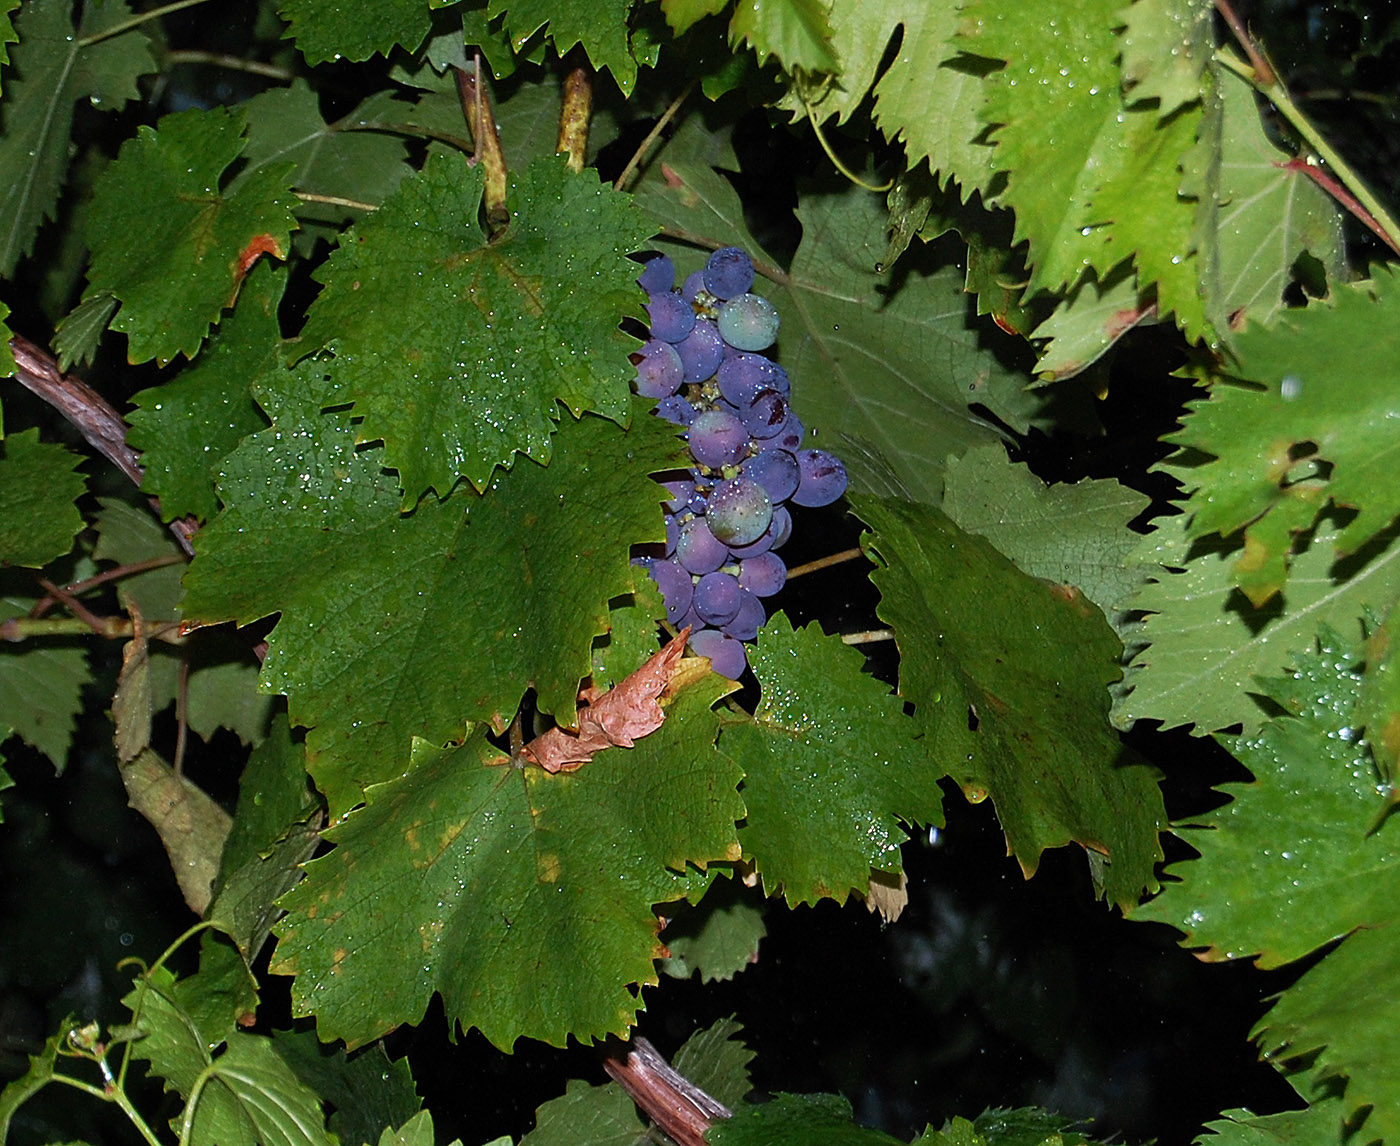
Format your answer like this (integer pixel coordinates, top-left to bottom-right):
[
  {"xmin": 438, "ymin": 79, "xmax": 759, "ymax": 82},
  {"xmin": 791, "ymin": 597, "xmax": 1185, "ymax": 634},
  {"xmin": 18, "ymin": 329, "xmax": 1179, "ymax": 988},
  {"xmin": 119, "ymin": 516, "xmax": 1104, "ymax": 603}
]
[
  {"xmin": 556, "ymin": 56, "xmax": 592, "ymax": 173},
  {"xmin": 601, "ymin": 1036, "xmax": 731, "ymax": 1146},
  {"xmin": 786, "ymin": 547, "xmax": 867, "ymax": 580},
  {"xmin": 1282, "ymin": 157, "xmax": 1400, "ymax": 256},
  {"xmin": 7, "ymin": 336, "xmax": 198, "ymax": 557},
  {"xmin": 1215, "ymin": 0, "xmax": 1276, "ymax": 87},
  {"xmin": 173, "ymin": 652, "xmax": 191, "ymax": 776},
  {"xmin": 29, "ymin": 554, "xmax": 188, "ymax": 618},
  {"xmin": 615, "ymin": 81, "xmax": 696, "ymax": 193},
  {"xmin": 455, "ymin": 57, "xmax": 509, "ymax": 229}
]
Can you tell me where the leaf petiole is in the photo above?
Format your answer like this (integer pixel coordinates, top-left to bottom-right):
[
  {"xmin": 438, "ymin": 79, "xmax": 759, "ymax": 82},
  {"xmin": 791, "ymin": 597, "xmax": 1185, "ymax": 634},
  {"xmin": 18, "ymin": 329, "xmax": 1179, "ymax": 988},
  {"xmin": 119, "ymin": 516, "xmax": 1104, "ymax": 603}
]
[{"xmin": 77, "ymin": 0, "xmax": 217, "ymax": 48}]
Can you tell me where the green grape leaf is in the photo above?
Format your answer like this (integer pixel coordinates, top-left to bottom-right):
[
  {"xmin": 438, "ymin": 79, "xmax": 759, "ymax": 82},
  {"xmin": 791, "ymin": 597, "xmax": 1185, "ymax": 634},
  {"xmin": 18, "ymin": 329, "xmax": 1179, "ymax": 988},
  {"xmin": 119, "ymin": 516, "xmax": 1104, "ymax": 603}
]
[
  {"xmin": 1254, "ymin": 924, "xmax": 1400, "ymax": 1143},
  {"xmin": 271, "ymin": 1029, "xmax": 421, "ymax": 1146},
  {"xmin": 1199, "ymin": 1100, "xmax": 1351, "ymax": 1146},
  {"xmin": 856, "ymin": 495, "xmax": 1165, "ymax": 907},
  {"xmin": 54, "ymin": 292, "xmax": 120, "ymax": 372},
  {"xmin": 915, "ymin": 1108, "xmax": 1100, "ymax": 1146},
  {"xmin": 375, "ymin": 1111, "xmax": 437, "ymax": 1146},
  {"xmin": 1168, "ymin": 269, "xmax": 1400, "ymax": 604},
  {"xmin": 127, "ymin": 262, "xmax": 279, "ymax": 523},
  {"xmin": 1118, "ymin": 0, "xmax": 1214, "ymax": 117},
  {"xmin": 1206, "ymin": 68, "xmax": 1344, "ymax": 332},
  {"xmin": 241, "ymin": 81, "xmax": 414, "ymax": 224},
  {"xmin": 0, "ymin": 429, "xmax": 86, "ymax": 567},
  {"xmin": 961, "ymin": 0, "xmax": 1204, "ymax": 326},
  {"xmin": 659, "ymin": 0, "xmax": 728, "ymax": 37},
  {"xmin": 871, "ymin": 2, "xmax": 998, "ymax": 198},
  {"xmin": 1027, "ymin": 264, "xmax": 1150, "ymax": 381},
  {"xmin": 708, "ymin": 1093, "xmax": 903, "ymax": 1146},
  {"xmin": 0, "ymin": 0, "xmax": 156, "ymax": 276},
  {"xmin": 718, "ymin": 614, "xmax": 941, "ymax": 905},
  {"xmin": 279, "ymin": 0, "xmax": 432, "ymax": 63},
  {"xmin": 183, "ymin": 387, "xmax": 682, "ymax": 818},
  {"xmin": 84, "ymin": 107, "xmax": 299, "ymax": 364},
  {"xmin": 941, "ymin": 443, "xmax": 1152, "ymax": 625},
  {"xmin": 775, "ymin": 0, "xmax": 903, "ymax": 127},
  {"xmin": 0, "ymin": 756, "xmax": 11, "ymax": 821},
  {"xmin": 1357, "ymin": 600, "xmax": 1400, "ymax": 782},
  {"xmin": 210, "ymin": 715, "xmax": 320, "ymax": 960},
  {"xmin": 671, "ymin": 1016, "xmax": 753, "ymax": 1109},
  {"xmin": 0, "ymin": 0, "xmax": 16, "ymax": 85},
  {"xmin": 1117, "ymin": 513, "xmax": 1400, "ymax": 735},
  {"xmin": 0, "ymin": 1024, "xmax": 63, "ymax": 1140},
  {"xmin": 728, "ymin": 0, "xmax": 837, "ymax": 75},
  {"xmin": 633, "ymin": 124, "xmax": 1045, "ymax": 504},
  {"xmin": 92, "ymin": 497, "xmax": 185, "ymax": 619},
  {"xmin": 296, "ymin": 153, "xmax": 652, "ymax": 501},
  {"xmin": 1133, "ymin": 631, "xmax": 1400, "ymax": 967},
  {"xmin": 658, "ymin": 876, "xmax": 766, "ymax": 983},
  {"xmin": 487, "ymin": 0, "xmax": 639, "ymax": 95},
  {"xmin": 591, "ymin": 568, "xmax": 667, "ymax": 692},
  {"xmin": 270, "ymin": 675, "xmax": 743, "ymax": 1050},
  {"xmin": 0, "ymin": 596, "xmax": 90, "ymax": 770},
  {"xmin": 520, "ymin": 1078, "xmax": 646, "ymax": 1146},
  {"xmin": 0, "ymin": 299, "xmax": 13, "ymax": 378}
]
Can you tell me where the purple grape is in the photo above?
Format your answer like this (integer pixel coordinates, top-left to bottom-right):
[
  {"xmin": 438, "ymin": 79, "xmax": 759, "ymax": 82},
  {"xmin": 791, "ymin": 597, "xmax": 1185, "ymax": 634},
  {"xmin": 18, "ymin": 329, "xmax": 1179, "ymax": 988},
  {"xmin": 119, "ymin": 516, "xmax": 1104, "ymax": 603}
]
[
  {"xmin": 742, "ymin": 448, "xmax": 800, "ymax": 502},
  {"xmin": 739, "ymin": 552, "xmax": 786, "ymax": 597},
  {"xmin": 634, "ymin": 339, "xmax": 684, "ymax": 398},
  {"xmin": 681, "ymin": 269, "xmax": 706, "ymax": 302},
  {"xmin": 664, "ymin": 512, "xmax": 679, "ymax": 556},
  {"xmin": 791, "ymin": 448, "xmax": 848, "ymax": 507},
  {"xmin": 722, "ymin": 589, "xmax": 765, "ymax": 640},
  {"xmin": 768, "ymin": 362, "xmax": 790, "ymax": 394},
  {"xmin": 647, "ymin": 289, "xmax": 696, "ymax": 343},
  {"xmin": 741, "ymin": 388, "xmax": 789, "ymax": 439},
  {"xmin": 688, "ymin": 409, "xmax": 749, "ymax": 469},
  {"xmin": 654, "ymin": 396, "xmax": 697, "ymax": 426},
  {"xmin": 660, "ymin": 480, "xmax": 690, "ymax": 512},
  {"xmin": 675, "ymin": 318, "xmax": 724, "ymax": 382},
  {"xmin": 645, "ymin": 557, "xmax": 693, "ymax": 623},
  {"xmin": 727, "ymin": 519, "xmax": 775, "ymax": 559},
  {"xmin": 770, "ymin": 504, "xmax": 792, "ymax": 548},
  {"xmin": 706, "ymin": 476, "xmax": 772, "ymax": 547},
  {"xmin": 689, "ymin": 628, "xmax": 748, "ymax": 679},
  {"xmin": 716, "ymin": 353, "xmax": 778, "ymax": 407},
  {"xmin": 703, "ymin": 246, "xmax": 756, "ymax": 300},
  {"xmin": 694, "ymin": 571, "xmax": 742, "ymax": 626},
  {"xmin": 718, "ymin": 293, "xmax": 779, "ymax": 351},
  {"xmin": 637, "ymin": 254, "xmax": 675, "ymax": 294},
  {"xmin": 675, "ymin": 516, "xmax": 729, "ymax": 574},
  {"xmin": 757, "ymin": 411, "xmax": 803, "ymax": 452}
]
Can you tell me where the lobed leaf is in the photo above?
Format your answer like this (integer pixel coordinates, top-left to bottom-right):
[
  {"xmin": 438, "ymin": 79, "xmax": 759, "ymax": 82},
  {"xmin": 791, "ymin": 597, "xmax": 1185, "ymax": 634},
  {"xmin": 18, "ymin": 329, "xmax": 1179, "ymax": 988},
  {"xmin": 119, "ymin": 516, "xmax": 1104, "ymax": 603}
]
[
  {"xmin": 271, "ymin": 675, "xmax": 743, "ymax": 1050},
  {"xmin": 1118, "ymin": 0, "xmax": 1215, "ymax": 117},
  {"xmin": 183, "ymin": 381, "xmax": 682, "ymax": 818},
  {"xmin": 857, "ymin": 495, "xmax": 1165, "ymax": 906},
  {"xmin": 0, "ymin": 0, "xmax": 156, "ymax": 276},
  {"xmin": 519, "ymin": 1078, "xmax": 646, "ymax": 1146},
  {"xmin": 728, "ymin": 0, "xmax": 838, "ymax": 75},
  {"xmin": 84, "ymin": 107, "xmax": 299, "ymax": 364},
  {"xmin": 0, "ymin": 429, "xmax": 86, "ymax": 567},
  {"xmin": 296, "ymin": 153, "xmax": 654, "ymax": 501},
  {"xmin": 719, "ymin": 614, "xmax": 942, "ymax": 905},
  {"xmin": 488, "ymin": 0, "xmax": 641, "ymax": 95},
  {"xmin": 270, "ymin": 1029, "xmax": 422, "ymax": 1146},
  {"xmin": 0, "ymin": 595, "xmax": 90, "ymax": 771},
  {"xmin": 279, "ymin": 0, "xmax": 432, "ymax": 63},
  {"xmin": 658, "ymin": 877, "xmax": 766, "ymax": 984},
  {"xmin": 708, "ymin": 1093, "xmax": 903, "ymax": 1146}
]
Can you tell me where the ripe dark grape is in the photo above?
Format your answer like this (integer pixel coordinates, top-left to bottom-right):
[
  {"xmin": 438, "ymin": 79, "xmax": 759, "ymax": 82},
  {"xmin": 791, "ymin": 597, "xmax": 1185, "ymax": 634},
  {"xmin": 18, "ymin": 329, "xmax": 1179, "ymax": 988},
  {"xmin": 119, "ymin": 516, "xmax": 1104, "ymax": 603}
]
[
  {"xmin": 655, "ymin": 396, "xmax": 697, "ymax": 427},
  {"xmin": 688, "ymin": 628, "xmax": 748, "ymax": 679},
  {"xmin": 634, "ymin": 339, "xmax": 684, "ymax": 398},
  {"xmin": 717, "ymin": 353, "xmax": 779, "ymax": 407},
  {"xmin": 694, "ymin": 571, "xmax": 742, "ymax": 626},
  {"xmin": 742, "ymin": 449, "xmax": 800, "ymax": 502},
  {"xmin": 675, "ymin": 318, "xmax": 725, "ymax": 382},
  {"xmin": 792, "ymin": 448, "xmax": 849, "ymax": 507},
  {"xmin": 637, "ymin": 254, "xmax": 675, "ymax": 294},
  {"xmin": 647, "ymin": 289, "xmax": 696, "ymax": 343},
  {"xmin": 644, "ymin": 557, "xmax": 693, "ymax": 623},
  {"xmin": 703, "ymin": 246, "xmax": 756, "ymax": 300},
  {"xmin": 740, "ymin": 389, "xmax": 788, "ymax": 439},
  {"xmin": 675, "ymin": 517, "xmax": 729, "ymax": 574},
  {"xmin": 688, "ymin": 410, "xmax": 749, "ymax": 469},
  {"xmin": 723, "ymin": 589, "xmax": 766, "ymax": 641},
  {"xmin": 739, "ymin": 552, "xmax": 786, "ymax": 597}
]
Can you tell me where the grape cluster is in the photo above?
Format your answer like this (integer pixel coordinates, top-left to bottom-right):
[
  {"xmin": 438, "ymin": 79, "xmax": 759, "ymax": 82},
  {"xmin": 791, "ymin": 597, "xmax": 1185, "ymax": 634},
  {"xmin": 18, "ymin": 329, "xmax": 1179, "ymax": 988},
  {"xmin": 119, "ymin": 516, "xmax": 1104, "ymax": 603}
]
[{"xmin": 633, "ymin": 246, "xmax": 848, "ymax": 679}]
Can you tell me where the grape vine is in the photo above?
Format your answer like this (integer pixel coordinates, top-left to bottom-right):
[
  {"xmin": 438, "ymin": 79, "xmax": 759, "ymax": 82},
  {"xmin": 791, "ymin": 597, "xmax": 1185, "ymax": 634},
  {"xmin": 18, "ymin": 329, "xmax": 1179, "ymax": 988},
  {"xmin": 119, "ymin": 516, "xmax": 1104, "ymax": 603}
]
[{"xmin": 1, "ymin": 1, "xmax": 1398, "ymax": 1146}]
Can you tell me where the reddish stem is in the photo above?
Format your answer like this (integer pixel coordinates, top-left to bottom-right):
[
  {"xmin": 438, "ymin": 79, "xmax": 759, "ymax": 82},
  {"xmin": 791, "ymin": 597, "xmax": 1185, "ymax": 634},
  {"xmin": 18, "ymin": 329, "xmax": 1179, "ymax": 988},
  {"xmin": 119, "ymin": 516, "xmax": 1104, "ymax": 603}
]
[
  {"xmin": 602, "ymin": 1036, "xmax": 732, "ymax": 1146},
  {"xmin": 1281, "ymin": 157, "xmax": 1400, "ymax": 256}
]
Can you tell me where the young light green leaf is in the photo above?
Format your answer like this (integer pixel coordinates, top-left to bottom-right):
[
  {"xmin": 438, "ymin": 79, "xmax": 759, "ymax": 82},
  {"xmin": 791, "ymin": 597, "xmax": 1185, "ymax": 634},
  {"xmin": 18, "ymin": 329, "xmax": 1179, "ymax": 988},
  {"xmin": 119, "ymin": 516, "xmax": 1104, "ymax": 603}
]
[
  {"xmin": 183, "ymin": 387, "xmax": 683, "ymax": 818},
  {"xmin": 0, "ymin": 1024, "xmax": 64, "ymax": 1140},
  {"xmin": 1253, "ymin": 924, "xmax": 1400, "ymax": 1144},
  {"xmin": 54, "ymin": 292, "xmax": 120, "ymax": 372},
  {"xmin": 774, "ymin": 0, "xmax": 904, "ymax": 127},
  {"xmin": 728, "ymin": 0, "xmax": 838, "ymax": 75},
  {"xmin": 1133, "ymin": 630, "xmax": 1400, "ymax": 968},
  {"xmin": 941, "ymin": 443, "xmax": 1152, "ymax": 627},
  {"xmin": 0, "ymin": 429, "xmax": 86, "ymax": 567},
  {"xmin": 374, "ymin": 1110, "xmax": 436, "ymax": 1146},
  {"xmin": 914, "ymin": 1108, "xmax": 1101, "ymax": 1146},
  {"xmin": 296, "ymin": 153, "xmax": 653, "ymax": 501},
  {"xmin": 857, "ymin": 495, "xmax": 1165, "ymax": 907},
  {"xmin": 279, "ymin": 0, "xmax": 433, "ymax": 63},
  {"xmin": 0, "ymin": 0, "xmax": 16, "ymax": 87},
  {"xmin": 195, "ymin": 1035, "xmax": 337, "ymax": 1146},
  {"xmin": 271, "ymin": 675, "xmax": 743, "ymax": 1050},
  {"xmin": 1198, "ymin": 1101, "xmax": 1350, "ymax": 1146},
  {"xmin": 84, "ymin": 107, "xmax": 299, "ymax": 364},
  {"xmin": 1117, "ymin": 512, "xmax": 1400, "ymax": 736},
  {"xmin": 1118, "ymin": 0, "xmax": 1215, "ymax": 117},
  {"xmin": 1028, "ymin": 264, "xmax": 1150, "ymax": 381},
  {"xmin": 1169, "ymin": 268, "xmax": 1400, "ymax": 602},
  {"xmin": 0, "ymin": 0, "xmax": 156, "ymax": 276},
  {"xmin": 519, "ymin": 1077, "xmax": 647, "ymax": 1146},
  {"xmin": 127, "ymin": 261, "xmax": 280, "ymax": 523},
  {"xmin": 670, "ymin": 1016, "xmax": 753, "ymax": 1109},
  {"xmin": 719, "ymin": 614, "xmax": 942, "ymax": 905},
  {"xmin": 0, "ymin": 596, "xmax": 90, "ymax": 771}
]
